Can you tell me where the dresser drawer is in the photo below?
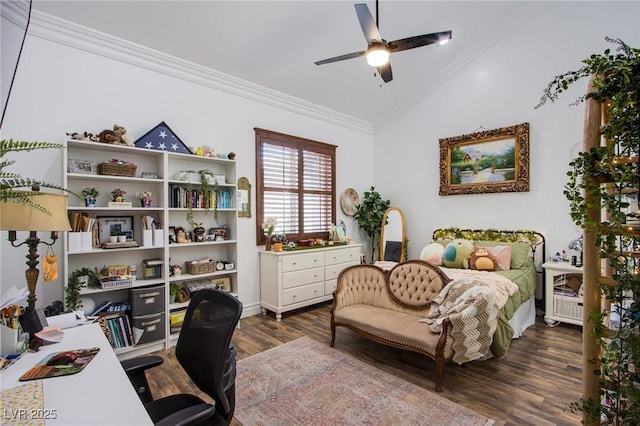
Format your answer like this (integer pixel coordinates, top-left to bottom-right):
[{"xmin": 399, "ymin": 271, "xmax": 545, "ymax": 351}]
[
  {"xmin": 282, "ymin": 267, "xmax": 324, "ymax": 289},
  {"xmin": 325, "ymin": 247, "xmax": 361, "ymax": 266},
  {"xmin": 282, "ymin": 282, "xmax": 324, "ymax": 305},
  {"xmin": 325, "ymin": 279, "xmax": 337, "ymax": 295},
  {"xmin": 325, "ymin": 261, "xmax": 359, "ymax": 281},
  {"xmin": 282, "ymin": 252, "xmax": 325, "ymax": 272}
]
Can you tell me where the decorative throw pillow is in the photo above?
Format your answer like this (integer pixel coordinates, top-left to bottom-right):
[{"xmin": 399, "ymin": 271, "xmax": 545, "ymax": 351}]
[
  {"xmin": 469, "ymin": 246, "xmax": 498, "ymax": 271},
  {"xmin": 486, "ymin": 245, "xmax": 512, "ymax": 271},
  {"xmin": 442, "ymin": 239, "xmax": 474, "ymax": 269},
  {"xmin": 420, "ymin": 243, "xmax": 445, "ymax": 265}
]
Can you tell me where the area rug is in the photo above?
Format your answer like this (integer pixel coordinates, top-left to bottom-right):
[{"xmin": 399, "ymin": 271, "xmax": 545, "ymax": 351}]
[{"xmin": 235, "ymin": 337, "xmax": 494, "ymax": 425}]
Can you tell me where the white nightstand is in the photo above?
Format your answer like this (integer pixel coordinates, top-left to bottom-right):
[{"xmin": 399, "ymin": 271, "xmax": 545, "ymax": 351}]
[{"xmin": 542, "ymin": 261, "xmax": 584, "ymax": 326}]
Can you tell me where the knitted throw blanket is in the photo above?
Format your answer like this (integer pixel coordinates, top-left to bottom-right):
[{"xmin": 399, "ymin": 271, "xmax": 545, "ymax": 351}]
[{"xmin": 421, "ymin": 277, "xmax": 500, "ymax": 364}]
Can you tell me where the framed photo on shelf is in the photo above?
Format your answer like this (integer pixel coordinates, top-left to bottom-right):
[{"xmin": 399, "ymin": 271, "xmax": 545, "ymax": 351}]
[
  {"xmin": 97, "ymin": 216, "xmax": 134, "ymax": 243},
  {"xmin": 168, "ymin": 226, "xmax": 176, "ymax": 244},
  {"xmin": 67, "ymin": 159, "xmax": 97, "ymax": 175},
  {"xmin": 210, "ymin": 276, "xmax": 232, "ymax": 292}
]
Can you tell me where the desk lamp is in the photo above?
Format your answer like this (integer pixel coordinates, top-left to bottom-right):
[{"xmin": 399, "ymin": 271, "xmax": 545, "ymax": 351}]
[{"xmin": 0, "ymin": 192, "xmax": 71, "ymax": 349}]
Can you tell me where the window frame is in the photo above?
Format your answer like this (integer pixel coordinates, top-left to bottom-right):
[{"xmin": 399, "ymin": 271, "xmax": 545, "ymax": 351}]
[{"xmin": 255, "ymin": 128, "xmax": 336, "ymax": 245}]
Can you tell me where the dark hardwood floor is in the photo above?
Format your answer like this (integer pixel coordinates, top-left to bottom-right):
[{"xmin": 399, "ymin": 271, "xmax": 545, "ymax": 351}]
[{"xmin": 147, "ymin": 302, "xmax": 584, "ymax": 426}]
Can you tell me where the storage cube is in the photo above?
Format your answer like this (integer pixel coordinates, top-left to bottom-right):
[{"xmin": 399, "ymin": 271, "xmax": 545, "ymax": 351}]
[
  {"xmin": 132, "ymin": 312, "xmax": 165, "ymax": 345},
  {"xmin": 130, "ymin": 285, "xmax": 165, "ymax": 317}
]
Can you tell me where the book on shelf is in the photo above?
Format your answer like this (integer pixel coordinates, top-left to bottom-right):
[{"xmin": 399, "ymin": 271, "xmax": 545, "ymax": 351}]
[{"xmin": 96, "ymin": 312, "xmax": 133, "ymax": 349}]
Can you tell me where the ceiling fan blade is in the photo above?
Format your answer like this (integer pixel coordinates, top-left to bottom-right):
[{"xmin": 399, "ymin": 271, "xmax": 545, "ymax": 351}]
[
  {"xmin": 315, "ymin": 50, "xmax": 366, "ymax": 66},
  {"xmin": 378, "ymin": 62, "xmax": 393, "ymax": 83},
  {"xmin": 388, "ymin": 30, "xmax": 452, "ymax": 52},
  {"xmin": 355, "ymin": 3, "xmax": 382, "ymax": 43}
]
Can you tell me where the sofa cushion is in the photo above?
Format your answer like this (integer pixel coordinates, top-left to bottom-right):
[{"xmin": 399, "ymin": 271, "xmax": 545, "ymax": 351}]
[{"xmin": 333, "ymin": 305, "xmax": 454, "ymax": 359}]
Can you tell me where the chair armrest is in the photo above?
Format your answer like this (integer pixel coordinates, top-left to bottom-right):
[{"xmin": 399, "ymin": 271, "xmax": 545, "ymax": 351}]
[
  {"xmin": 121, "ymin": 356, "xmax": 164, "ymax": 403},
  {"xmin": 121, "ymin": 355, "xmax": 163, "ymax": 375},
  {"xmin": 154, "ymin": 403, "xmax": 215, "ymax": 426}
]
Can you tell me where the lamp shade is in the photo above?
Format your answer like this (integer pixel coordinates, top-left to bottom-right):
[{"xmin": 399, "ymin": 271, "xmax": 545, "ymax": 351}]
[{"xmin": 0, "ymin": 193, "xmax": 71, "ymax": 231}]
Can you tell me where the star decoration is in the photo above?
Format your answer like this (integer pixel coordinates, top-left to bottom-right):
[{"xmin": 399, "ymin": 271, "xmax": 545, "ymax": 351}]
[{"xmin": 159, "ymin": 131, "xmax": 167, "ymax": 139}]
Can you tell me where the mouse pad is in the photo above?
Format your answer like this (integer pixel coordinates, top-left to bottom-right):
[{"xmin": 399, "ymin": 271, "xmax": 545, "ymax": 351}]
[{"xmin": 19, "ymin": 347, "xmax": 100, "ymax": 381}]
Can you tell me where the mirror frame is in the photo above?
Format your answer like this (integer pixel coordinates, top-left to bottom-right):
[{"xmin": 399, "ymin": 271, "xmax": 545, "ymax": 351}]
[
  {"xmin": 439, "ymin": 122, "xmax": 529, "ymax": 196},
  {"xmin": 237, "ymin": 177, "xmax": 251, "ymax": 218},
  {"xmin": 379, "ymin": 207, "xmax": 406, "ymax": 262}
]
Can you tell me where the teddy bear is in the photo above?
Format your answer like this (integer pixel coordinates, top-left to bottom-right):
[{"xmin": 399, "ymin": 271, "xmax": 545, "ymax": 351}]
[
  {"xmin": 442, "ymin": 238, "xmax": 474, "ymax": 269},
  {"xmin": 113, "ymin": 124, "xmax": 134, "ymax": 146},
  {"xmin": 98, "ymin": 128, "xmax": 124, "ymax": 145}
]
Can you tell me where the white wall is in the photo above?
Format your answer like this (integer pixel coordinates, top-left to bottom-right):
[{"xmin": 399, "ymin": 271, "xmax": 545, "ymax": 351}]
[
  {"xmin": 0, "ymin": 8, "xmax": 374, "ymax": 316},
  {"xmin": 374, "ymin": 2, "xmax": 640, "ymax": 276}
]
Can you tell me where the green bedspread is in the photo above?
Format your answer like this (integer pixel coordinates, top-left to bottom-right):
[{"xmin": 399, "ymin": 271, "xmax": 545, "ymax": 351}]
[{"xmin": 491, "ymin": 259, "xmax": 537, "ymax": 358}]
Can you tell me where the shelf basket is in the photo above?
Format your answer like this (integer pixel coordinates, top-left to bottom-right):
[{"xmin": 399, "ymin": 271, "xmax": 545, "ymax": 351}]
[
  {"xmin": 186, "ymin": 262, "xmax": 215, "ymax": 275},
  {"xmin": 100, "ymin": 276, "xmax": 133, "ymax": 290},
  {"xmin": 98, "ymin": 161, "xmax": 137, "ymax": 177}
]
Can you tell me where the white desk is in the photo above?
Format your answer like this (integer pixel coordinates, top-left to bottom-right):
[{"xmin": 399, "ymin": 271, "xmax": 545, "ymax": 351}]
[{"xmin": 1, "ymin": 323, "xmax": 152, "ymax": 425}]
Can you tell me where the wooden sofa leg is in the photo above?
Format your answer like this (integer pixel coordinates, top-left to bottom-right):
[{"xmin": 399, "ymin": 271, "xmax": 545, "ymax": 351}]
[
  {"xmin": 330, "ymin": 323, "xmax": 336, "ymax": 347},
  {"xmin": 435, "ymin": 355, "xmax": 444, "ymax": 392}
]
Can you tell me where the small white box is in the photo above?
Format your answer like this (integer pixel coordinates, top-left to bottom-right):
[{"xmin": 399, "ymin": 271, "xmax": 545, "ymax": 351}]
[
  {"xmin": 142, "ymin": 229, "xmax": 153, "ymax": 247},
  {"xmin": 81, "ymin": 231, "xmax": 93, "ymax": 251},
  {"xmin": 68, "ymin": 232, "xmax": 82, "ymax": 252},
  {"xmin": 0, "ymin": 325, "xmax": 22, "ymax": 356},
  {"xmin": 153, "ymin": 229, "xmax": 164, "ymax": 247}
]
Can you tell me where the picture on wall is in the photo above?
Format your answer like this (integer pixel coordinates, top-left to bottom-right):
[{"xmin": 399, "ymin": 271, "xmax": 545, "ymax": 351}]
[{"xmin": 439, "ymin": 122, "xmax": 530, "ymax": 196}]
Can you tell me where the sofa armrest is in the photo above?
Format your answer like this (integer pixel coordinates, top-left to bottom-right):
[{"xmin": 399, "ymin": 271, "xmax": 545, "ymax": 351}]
[{"xmin": 332, "ymin": 264, "xmax": 389, "ymax": 311}]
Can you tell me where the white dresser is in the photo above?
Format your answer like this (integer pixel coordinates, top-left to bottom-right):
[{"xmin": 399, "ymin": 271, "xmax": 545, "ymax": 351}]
[{"xmin": 259, "ymin": 244, "xmax": 362, "ymax": 320}]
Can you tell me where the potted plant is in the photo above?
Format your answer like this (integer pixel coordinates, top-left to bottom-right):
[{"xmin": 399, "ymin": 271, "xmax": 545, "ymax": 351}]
[
  {"xmin": 110, "ymin": 188, "xmax": 126, "ymax": 202},
  {"xmin": 537, "ymin": 38, "xmax": 639, "ymax": 425},
  {"xmin": 169, "ymin": 282, "xmax": 180, "ymax": 303},
  {"xmin": 353, "ymin": 186, "xmax": 390, "ymax": 263},
  {"xmin": 136, "ymin": 191, "xmax": 152, "ymax": 208},
  {"xmin": 184, "ymin": 169, "xmax": 220, "ymax": 228},
  {"xmin": 82, "ymin": 187, "xmax": 99, "ymax": 207},
  {"xmin": 109, "ymin": 229, "xmax": 119, "ymax": 243},
  {"xmin": 66, "ymin": 267, "xmax": 99, "ymax": 311}
]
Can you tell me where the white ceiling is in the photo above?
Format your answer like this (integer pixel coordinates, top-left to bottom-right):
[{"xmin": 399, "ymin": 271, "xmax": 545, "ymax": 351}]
[{"xmin": 31, "ymin": 1, "xmax": 533, "ymax": 127}]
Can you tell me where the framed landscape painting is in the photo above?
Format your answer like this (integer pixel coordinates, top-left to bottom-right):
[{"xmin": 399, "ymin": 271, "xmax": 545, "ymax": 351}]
[{"xmin": 439, "ymin": 122, "xmax": 530, "ymax": 196}]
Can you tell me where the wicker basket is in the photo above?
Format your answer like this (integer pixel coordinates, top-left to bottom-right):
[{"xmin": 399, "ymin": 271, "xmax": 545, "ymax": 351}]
[
  {"xmin": 99, "ymin": 161, "xmax": 137, "ymax": 177},
  {"xmin": 100, "ymin": 276, "xmax": 133, "ymax": 290},
  {"xmin": 186, "ymin": 262, "xmax": 215, "ymax": 275}
]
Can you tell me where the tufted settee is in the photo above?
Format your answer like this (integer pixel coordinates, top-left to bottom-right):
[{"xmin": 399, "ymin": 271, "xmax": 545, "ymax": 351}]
[{"xmin": 330, "ymin": 260, "xmax": 453, "ymax": 392}]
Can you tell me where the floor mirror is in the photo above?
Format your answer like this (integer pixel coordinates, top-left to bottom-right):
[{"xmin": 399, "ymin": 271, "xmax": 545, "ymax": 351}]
[{"xmin": 379, "ymin": 207, "xmax": 406, "ymax": 262}]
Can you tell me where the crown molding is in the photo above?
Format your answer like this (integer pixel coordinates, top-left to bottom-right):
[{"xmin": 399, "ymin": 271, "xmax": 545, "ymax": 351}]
[{"xmin": 1, "ymin": 2, "xmax": 374, "ymax": 135}]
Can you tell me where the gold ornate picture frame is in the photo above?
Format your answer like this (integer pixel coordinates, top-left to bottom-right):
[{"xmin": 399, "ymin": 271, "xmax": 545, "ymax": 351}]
[{"xmin": 439, "ymin": 122, "xmax": 529, "ymax": 196}]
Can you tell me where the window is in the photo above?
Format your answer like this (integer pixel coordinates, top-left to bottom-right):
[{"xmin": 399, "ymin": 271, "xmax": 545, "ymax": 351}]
[{"xmin": 255, "ymin": 128, "xmax": 336, "ymax": 244}]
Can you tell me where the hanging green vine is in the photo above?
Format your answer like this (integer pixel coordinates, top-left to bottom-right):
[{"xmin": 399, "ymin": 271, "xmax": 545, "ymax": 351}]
[
  {"xmin": 66, "ymin": 267, "xmax": 100, "ymax": 311},
  {"xmin": 184, "ymin": 169, "xmax": 220, "ymax": 229},
  {"xmin": 538, "ymin": 37, "xmax": 640, "ymax": 425}
]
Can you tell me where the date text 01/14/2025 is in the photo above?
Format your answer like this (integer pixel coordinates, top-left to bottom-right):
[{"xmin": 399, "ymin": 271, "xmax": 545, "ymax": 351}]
[{"xmin": 3, "ymin": 409, "xmax": 58, "ymax": 420}]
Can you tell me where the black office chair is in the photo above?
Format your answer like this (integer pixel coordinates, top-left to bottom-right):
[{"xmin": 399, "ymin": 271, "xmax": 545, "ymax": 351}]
[{"xmin": 122, "ymin": 288, "xmax": 243, "ymax": 426}]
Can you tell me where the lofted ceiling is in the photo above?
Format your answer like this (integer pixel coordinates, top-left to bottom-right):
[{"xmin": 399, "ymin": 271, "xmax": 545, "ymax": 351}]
[{"xmin": 31, "ymin": 1, "xmax": 534, "ymax": 128}]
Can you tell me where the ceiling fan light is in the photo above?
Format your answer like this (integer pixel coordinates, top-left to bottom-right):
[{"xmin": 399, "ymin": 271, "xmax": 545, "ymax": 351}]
[{"xmin": 366, "ymin": 47, "xmax": 389, "ymax": 67}]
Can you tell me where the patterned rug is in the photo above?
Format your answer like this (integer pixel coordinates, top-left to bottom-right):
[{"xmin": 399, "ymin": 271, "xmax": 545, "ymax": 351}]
[{"xmin": 235, "ymin": 337, "xmax": 494, "ymax": 425}]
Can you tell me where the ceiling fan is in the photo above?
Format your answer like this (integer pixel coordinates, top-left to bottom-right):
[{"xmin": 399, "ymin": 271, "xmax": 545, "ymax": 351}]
[{"xmin": 314, "ymin": 1, "xmax": 452, "ymax": 83}]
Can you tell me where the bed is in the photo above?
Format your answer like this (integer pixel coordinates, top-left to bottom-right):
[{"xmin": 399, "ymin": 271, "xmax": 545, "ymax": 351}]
[{"xmin": 428, "ymin": 228, "xmax": 544, "ymax": 358}]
